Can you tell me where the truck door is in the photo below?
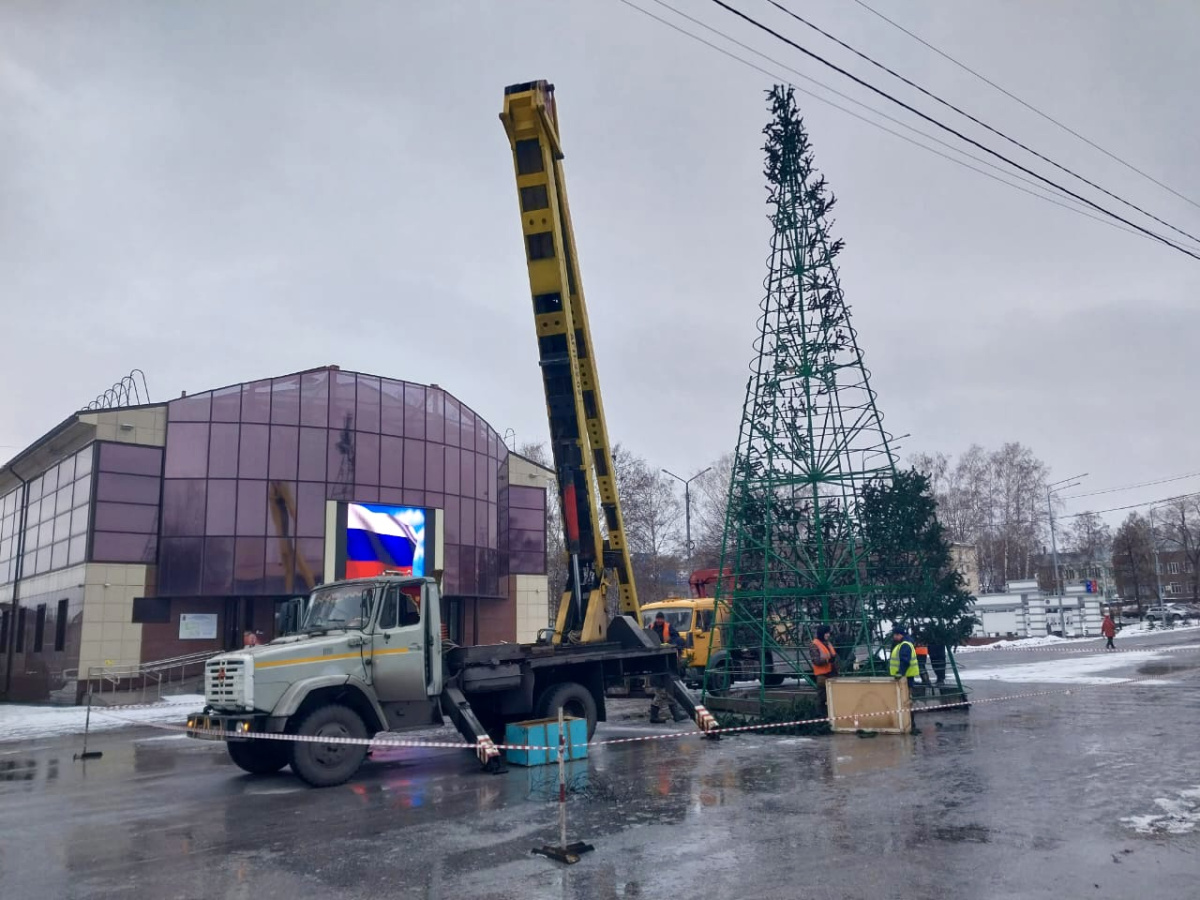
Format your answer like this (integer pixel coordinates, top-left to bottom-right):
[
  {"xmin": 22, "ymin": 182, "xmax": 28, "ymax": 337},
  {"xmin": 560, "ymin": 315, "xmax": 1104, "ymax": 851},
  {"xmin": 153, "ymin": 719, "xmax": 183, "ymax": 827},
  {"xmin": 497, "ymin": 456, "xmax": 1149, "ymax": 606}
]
[{"xmin": 369, "ymin": 583, "xmax": 428, "ymax": 703}]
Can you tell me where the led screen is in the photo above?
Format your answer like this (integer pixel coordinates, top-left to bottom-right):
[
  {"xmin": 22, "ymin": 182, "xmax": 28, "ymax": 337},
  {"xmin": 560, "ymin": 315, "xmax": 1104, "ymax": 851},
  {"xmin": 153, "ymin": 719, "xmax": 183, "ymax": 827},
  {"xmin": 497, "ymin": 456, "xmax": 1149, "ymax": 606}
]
[{"xmin": 344, "ymin": 503, "xmax": 425, "ymax": 579}]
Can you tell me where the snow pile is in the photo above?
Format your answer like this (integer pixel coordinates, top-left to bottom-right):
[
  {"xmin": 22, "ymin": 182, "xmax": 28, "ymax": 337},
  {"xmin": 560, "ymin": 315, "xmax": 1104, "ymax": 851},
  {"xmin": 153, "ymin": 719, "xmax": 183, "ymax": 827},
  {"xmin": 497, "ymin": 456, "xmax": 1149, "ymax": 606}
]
[
  {"xmin": 958, "ymin": 634, "xmax": 1077, "ymax": 653},
  {"xmin": 0, "ymin": 694, "xmax": 201, "ymax": 744},
  {"xmin": 1115, "ymin": 621, "xmax": 1200, "ymax": 639},
  {"xmin": 963, "ymin": 645, "xmax": 1200, "ymax": 685},
  {"xmin": 1122, "ymin": 786, "xmax": 1200, "ymax": 836}
]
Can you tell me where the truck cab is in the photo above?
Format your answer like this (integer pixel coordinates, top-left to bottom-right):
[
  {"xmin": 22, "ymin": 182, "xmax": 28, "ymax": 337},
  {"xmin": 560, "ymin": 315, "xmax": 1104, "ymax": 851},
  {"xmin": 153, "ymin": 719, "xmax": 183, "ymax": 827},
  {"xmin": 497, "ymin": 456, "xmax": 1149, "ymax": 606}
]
[
  {"xmin": 189, "ymin": 573, "xmax": 693, "ymax": 786},
  {"xmin": 640, "ymin": 597, "xmax": 716, "ymax": 684},
  {"xmin": 188, "ymin": 574, "xmax": 447, "ymax": 786}
]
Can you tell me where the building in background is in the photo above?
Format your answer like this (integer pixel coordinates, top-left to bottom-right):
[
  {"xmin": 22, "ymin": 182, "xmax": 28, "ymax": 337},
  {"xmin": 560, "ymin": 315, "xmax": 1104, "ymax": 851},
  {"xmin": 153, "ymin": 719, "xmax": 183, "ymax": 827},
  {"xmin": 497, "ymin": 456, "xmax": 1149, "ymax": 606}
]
[
  {"xmin": 0, "ymin": 366, "xmax": 552, "ymax": 702},
  {"xmin": 949, "ymin": 542, "xmax": 980, "ymax": 596},
  {"xmin": 1032, "ymin": 551, "xmax": 1117, "ymax": 599}
]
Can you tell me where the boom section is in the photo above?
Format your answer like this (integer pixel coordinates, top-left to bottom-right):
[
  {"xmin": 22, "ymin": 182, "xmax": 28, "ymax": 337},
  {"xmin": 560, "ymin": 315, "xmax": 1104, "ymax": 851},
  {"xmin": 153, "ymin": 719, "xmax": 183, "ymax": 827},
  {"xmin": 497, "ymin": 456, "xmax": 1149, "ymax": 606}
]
[{"xmin": 499, "ymin": 80, "xmax": 639, "ymax": 643}]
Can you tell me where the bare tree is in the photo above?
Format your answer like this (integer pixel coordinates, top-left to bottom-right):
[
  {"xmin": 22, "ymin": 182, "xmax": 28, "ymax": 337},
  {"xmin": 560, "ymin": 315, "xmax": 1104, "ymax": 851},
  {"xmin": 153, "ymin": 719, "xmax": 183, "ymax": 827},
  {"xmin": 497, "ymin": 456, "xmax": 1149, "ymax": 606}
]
[
  {"xmin": 1112, "ymin": 512, "xmax": 1156, "ymax": 613},
  {"xmin": 912, "ymin": 442, "xmax": 1050, "ymax": 592},
  {"xmin": 1156, "ymin": 495, "xmax": 1200, "ymax": 601},
  {"xmin": 690, "ymin": 453, "xmax": 734, "ymax": 569},
  {"xmin": 1066, "ymin": 511, "xmax": 1113, "ymax": 565},
  {"xmin": 611, "ymin": 444, "xmax": 683, "ymax": 604}
]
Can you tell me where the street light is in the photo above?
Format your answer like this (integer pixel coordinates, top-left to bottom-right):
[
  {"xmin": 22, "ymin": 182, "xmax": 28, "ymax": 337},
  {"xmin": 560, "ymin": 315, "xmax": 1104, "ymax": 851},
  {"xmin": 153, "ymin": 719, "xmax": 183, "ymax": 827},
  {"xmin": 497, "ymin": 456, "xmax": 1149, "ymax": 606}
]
[
  {"xmin": 662, "ymin": 467, "xmax": 712, "ymax": 575},
  {"xmin": 1149, "ymin": 505, "xmax": 1165, "ymax": 612},
  {"xmin": 1047, "ymin": 473, "xmax": 1087, "ymax": 637}
]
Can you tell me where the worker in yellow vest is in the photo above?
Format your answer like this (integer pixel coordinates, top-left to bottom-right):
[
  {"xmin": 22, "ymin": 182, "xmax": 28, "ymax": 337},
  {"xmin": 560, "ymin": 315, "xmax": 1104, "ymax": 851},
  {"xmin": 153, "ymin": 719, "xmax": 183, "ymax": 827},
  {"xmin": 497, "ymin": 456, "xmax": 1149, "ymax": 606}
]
[{"xmin": 889, "ymin": 624, "xmax": 919, "ymax": 690}]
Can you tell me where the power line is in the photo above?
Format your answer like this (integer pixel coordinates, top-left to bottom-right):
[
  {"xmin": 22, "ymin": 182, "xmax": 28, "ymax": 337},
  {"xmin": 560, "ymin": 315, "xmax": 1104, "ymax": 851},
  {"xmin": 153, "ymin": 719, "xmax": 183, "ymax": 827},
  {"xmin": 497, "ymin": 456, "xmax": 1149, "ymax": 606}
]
[
  {"xmin": 703, "ymin": 0, "xmax": 1200, "ymax": 262},
  {"xmin": 1061, "ymin": 470, "xmax": 1200, "ymax": 502},
  {"xmin": 848, "ymin": 0, "xmax": 1200, "ymax": 214},
  {"xmin": 766, "ymin": 0, "xmax": 1200, "ymax": 252},
  {"xmin": 954, "ymin": 489, "xmax": 1200, "ymax": 530},
  {"xmin": 616, "ymin": 0, "xmax": 1153, "ymax": 243}
]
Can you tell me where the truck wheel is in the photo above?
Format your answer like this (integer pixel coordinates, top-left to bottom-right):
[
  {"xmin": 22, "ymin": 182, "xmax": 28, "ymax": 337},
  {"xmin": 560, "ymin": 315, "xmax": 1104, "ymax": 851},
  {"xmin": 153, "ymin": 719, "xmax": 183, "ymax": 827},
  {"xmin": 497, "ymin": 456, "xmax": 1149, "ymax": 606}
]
[
  {"xmin": 537, "ymin": 682, "xmax": 598, "ymax": 739},
  {"xmin": 289, "ymin": 704, "xmax": 368, "ymax": 788},
  {"xmin": 706, "ymin": 658, "xmax": 732, "ymax": 695},
  {"xmin": 226, "ymin": 737, "xmax": 289, "ymax": 775}
]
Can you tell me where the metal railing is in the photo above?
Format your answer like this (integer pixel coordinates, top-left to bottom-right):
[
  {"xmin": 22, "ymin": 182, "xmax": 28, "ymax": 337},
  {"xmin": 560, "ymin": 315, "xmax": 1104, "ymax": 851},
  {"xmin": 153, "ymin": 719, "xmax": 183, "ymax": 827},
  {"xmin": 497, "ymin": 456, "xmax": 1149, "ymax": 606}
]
[{"xmin": 63, "ymin": 650, "xmax": 221, "ymax": 705}]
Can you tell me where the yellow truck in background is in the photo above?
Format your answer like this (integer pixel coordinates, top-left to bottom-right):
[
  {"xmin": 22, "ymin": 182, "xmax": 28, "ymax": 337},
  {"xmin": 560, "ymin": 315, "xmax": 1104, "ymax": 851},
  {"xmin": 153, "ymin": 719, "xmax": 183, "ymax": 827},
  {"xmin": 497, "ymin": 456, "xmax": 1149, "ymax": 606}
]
[{"xmin": 640, "ymin": 569, "xmax": 793, "ymax": 689}]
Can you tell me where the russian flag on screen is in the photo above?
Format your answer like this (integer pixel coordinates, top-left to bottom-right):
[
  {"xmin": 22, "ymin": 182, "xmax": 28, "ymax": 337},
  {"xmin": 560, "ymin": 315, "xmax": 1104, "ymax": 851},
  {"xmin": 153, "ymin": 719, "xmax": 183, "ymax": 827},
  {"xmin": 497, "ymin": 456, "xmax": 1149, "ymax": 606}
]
[{"xmin": 345, "ymin": 503, "xmax": 425, "ymax": 579}]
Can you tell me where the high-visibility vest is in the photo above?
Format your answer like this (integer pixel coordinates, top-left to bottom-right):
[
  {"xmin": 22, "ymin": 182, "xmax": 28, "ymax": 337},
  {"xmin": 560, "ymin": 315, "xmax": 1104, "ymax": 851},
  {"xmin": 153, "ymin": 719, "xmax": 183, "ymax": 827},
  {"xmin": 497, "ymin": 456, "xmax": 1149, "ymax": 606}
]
[
  {"xmin": 811, "ymin": 638, "xmax": 836, "ymax": 676},
  {"xmin": 653, "ymin": 620, "xmax": 670, "ymax": 644},
  {"xmin": 890, "ymin": 640, "xmax": 919, "ymax": 678}
]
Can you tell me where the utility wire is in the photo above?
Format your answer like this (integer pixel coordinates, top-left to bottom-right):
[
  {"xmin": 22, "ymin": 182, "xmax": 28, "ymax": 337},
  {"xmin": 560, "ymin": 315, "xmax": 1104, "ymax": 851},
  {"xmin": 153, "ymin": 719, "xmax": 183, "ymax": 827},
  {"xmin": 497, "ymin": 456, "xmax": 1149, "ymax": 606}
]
[
  {"xmin": 953, "ymin": 489, "xmax": 1200, "ymax": 530},
  {"xmin": 632, "ymin": 0, "xmax": 1124, "ymax": 223},
  {"xmin": 766, "ymin": 0, "xmax": 1200, "ymax": 251},
  {"xmin": 848, "ymin": 0, "xmax": 1200, "ymax": 214},
  {"xmin": 616, "ymin": 0, "xmax": 1152, "ymax": 243},
  {"xmin": 1061, "ymin": 470, "xmax": 1200, "ymax": 502},
  {"xmin": 703, "ymin": 0, "xmax": 1200, "ymax": 262}
]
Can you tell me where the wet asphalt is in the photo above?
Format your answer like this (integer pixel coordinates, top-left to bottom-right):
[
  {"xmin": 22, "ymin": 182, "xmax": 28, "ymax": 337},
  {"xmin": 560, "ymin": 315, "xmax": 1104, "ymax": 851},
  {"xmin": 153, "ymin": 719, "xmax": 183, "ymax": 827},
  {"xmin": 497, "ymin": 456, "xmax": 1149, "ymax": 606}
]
[{"xmin": 2, "ymin": 630, "xmax": 1198, "ymax": 900}]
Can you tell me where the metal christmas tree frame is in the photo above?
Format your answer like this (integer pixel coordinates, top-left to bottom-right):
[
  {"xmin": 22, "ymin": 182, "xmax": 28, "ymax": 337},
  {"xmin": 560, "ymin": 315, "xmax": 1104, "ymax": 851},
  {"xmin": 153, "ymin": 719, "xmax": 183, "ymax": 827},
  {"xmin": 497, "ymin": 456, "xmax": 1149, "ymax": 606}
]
[{"xmin": 704, "ymin": 86, "xmax": 899, "ymax": 713}]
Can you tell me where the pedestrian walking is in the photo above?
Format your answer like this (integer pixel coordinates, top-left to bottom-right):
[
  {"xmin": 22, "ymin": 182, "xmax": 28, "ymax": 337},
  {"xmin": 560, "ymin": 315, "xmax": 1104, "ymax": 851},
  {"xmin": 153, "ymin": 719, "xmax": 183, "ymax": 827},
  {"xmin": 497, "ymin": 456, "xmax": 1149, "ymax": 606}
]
[{"xmin": 1101, "ymin": 612, "xmax": 1117, "ymax": 651}]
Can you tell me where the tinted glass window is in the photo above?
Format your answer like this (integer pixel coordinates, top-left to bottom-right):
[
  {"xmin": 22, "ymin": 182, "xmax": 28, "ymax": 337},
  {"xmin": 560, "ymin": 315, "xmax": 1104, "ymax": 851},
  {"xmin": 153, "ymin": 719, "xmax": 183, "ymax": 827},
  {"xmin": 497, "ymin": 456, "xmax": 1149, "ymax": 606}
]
[
  {"xmin": 98, "ymin": 443, "xmax": 162, "ymax": 476},
  {"xmin": 95, "ymin": 472, "xmax": 161, "ymax": 505},
  {"xmin": 164, "ymin": 423, "xmax": 210, "ymax": 477},
  {"xmin": 271, "ymin": 375, "xmax": 301, "ymax": 425},
  {"xmin": 211, "ymin": 385, "xmax": 242, "ymax": 422},
  {"xmin": 380, "ymin": 379, "xmax": 405, "ymax": 437},
  {"xmin": 208, "ymin": 423, "xmax": 239, "ymax": 477},
  {"xmin": 300, "ymin": 369, "xmax": 329, "ymax": 427}
]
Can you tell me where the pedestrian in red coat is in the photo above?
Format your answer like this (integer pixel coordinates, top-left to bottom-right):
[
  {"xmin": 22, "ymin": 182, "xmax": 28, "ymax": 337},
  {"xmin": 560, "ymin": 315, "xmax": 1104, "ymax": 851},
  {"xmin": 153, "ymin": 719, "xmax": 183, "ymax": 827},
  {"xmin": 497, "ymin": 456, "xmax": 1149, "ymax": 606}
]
[{"xmin": 1101, "ymin": 613, "xmax": 1116, "ymax": 650}]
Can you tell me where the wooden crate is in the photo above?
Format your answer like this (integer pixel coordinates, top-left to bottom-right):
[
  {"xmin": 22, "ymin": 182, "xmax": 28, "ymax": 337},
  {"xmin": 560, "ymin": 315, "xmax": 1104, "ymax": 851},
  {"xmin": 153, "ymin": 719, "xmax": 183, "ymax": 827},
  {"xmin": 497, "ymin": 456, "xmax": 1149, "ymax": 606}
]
[{"xmin": 826, "ymin": 676, "xmax": 911, "ymax": 734}]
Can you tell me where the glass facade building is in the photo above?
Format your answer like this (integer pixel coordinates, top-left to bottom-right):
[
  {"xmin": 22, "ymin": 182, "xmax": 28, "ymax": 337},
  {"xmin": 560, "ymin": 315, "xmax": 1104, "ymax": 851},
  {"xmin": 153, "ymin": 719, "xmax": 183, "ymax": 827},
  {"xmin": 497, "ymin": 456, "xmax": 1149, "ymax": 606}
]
[{"xmin": 1, "ymin": 366, "xmax": 550, "ymax": 702}]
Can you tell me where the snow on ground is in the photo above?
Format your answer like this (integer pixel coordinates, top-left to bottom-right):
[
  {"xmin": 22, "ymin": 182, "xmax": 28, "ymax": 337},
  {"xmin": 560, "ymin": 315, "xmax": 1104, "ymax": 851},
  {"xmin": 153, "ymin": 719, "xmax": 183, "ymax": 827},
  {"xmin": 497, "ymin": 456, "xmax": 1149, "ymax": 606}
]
[
  {"xmin": 962, "ymin": 646, "xmax": 1200, "ymax": 686},
  {"xmin": 958, "ymin": 621, "xmax": 1200, "ymax": 653},
  {"xmin": 0, "ymin": 694, "xmax": 201, "ymax": 744},
  {"xmin": 1122, "ymin": 786, "xmax": 1200, "ymax": 835},
  {"xmin": 1114, "ymin": 621, "xmax": 1200, "ymax": 639},
  {"xmin": 958, "ymin": 634, "xmax": 1076, "ymax": 653}
]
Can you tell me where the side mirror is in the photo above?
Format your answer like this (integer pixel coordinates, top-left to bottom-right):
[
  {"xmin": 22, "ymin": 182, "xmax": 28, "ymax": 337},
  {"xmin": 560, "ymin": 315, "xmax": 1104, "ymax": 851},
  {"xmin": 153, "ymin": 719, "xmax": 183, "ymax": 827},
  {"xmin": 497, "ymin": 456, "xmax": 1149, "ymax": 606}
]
[{"xmin": 360, "ymin": 590, "xmax": 372, "ymax": 623}]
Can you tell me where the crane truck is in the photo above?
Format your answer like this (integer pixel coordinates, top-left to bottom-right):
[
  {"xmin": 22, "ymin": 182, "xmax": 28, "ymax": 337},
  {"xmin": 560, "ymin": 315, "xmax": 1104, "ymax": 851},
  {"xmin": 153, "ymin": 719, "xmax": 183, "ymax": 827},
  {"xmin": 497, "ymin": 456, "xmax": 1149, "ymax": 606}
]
[{"xmin": 184, "ymin": 80, "xmax": 714, "ymax": 787}]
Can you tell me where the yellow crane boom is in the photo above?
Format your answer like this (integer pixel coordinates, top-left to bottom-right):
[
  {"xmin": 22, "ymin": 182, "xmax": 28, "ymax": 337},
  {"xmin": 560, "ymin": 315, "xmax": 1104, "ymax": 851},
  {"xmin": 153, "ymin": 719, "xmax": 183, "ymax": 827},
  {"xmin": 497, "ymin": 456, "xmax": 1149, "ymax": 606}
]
[{"xmin": 499, "ymin": 80, "xmax": 639, "ymax": 644}]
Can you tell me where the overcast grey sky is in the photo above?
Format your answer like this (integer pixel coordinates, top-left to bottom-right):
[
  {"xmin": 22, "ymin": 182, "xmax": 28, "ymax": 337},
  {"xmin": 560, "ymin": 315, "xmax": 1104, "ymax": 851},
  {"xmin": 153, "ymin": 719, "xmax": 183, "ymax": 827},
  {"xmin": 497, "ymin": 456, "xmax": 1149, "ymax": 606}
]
[{"xmin": 3, "ymin": 0, "xmax": 1198, "ymax": 522}]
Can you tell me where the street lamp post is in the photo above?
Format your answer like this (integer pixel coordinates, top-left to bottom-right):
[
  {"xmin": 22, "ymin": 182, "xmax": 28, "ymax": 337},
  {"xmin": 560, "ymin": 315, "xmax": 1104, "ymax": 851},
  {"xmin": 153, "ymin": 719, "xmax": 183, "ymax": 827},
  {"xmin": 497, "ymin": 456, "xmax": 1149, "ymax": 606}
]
[
  {"xmin": 1149, "ymin": 505, "xmax": 1165, "ymax": 609},
  {"xmin": 1047, "ymin": 473, "xmax": 1087, "ymax": 637},
  {"xmin": 662, "ymin": 467, "xmax": 712, "ymax": 575}
]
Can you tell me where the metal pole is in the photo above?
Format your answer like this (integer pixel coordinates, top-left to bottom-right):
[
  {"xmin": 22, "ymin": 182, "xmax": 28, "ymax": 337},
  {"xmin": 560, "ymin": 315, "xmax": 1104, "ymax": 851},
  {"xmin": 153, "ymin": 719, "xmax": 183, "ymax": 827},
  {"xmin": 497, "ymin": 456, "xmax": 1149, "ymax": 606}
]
[
  {"xmin": 683, "ymin": 481, "xmax": 692, "ymax": 574},
  {"xmin": 662, "ymin": 467, "xmax": 711, "ymax": 576},
  {"xmin": 1150, "ymin": 506, "xmax": 1164, "ymax": 621},
  {"xmin": 1047, "ymin": 489, "xmax": 1066, "ymax": 637},
  {"xmin": 557, "ymin": 705, "xmax": 567, "ymax": 850},
  {"xmin": 1045, "ymin": 474, "xmax": 1087, "ymax": 638}
]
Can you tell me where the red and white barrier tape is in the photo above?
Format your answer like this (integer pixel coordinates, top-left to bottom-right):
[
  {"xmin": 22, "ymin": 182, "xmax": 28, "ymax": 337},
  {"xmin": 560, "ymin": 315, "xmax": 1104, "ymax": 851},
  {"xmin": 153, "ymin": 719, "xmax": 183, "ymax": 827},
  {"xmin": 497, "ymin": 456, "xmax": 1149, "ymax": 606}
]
[{"xmin": 84, "ymin": 666, "xmax": 1199, "ymax": 755}]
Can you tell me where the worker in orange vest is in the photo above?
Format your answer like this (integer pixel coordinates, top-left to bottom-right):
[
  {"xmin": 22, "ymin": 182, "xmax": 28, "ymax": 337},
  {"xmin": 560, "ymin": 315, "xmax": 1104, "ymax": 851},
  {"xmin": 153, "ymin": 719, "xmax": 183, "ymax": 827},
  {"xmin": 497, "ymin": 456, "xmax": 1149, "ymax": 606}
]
[
  {"xmin": 811, "ymin": 624, "xmax": 838, "ymax": 716},
  {"xmin": 915, "ymin": 635, "xmax": 932, "ymax": 689},
  {"xmin": 649, "ymin": 613, "xmax": 687, "ymax": 725}
]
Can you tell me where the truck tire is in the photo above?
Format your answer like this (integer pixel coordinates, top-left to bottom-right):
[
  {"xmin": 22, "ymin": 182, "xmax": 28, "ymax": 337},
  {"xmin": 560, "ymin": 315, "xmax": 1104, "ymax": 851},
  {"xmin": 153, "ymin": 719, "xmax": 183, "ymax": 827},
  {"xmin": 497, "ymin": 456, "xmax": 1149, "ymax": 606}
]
[
  {"xmin": 706, "ymin": 657, "xmax": 732, "ymax": 695},
  {"xmin": 536, "ymin": 682, "xmax": 598, "ymax": 739},
  {"xmin": 288, "ymin": 704, "xmax": 368, "ymax": 788},
  {"xmin": 226, "ymin": 737, "xmax": 289, "ymax": 775}
]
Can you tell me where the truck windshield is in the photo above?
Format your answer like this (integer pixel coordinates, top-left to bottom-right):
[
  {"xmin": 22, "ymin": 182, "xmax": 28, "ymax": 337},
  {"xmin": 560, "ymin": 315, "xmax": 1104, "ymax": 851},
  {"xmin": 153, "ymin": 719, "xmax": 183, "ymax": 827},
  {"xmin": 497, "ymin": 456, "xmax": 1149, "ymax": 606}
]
[
  {"xmin": 642, "ymin": 608, "xmax": 693, "ymax": 633},
  {"xmin": 301, "ymin": 584, "xmax": 375, "ymax": 632}
]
